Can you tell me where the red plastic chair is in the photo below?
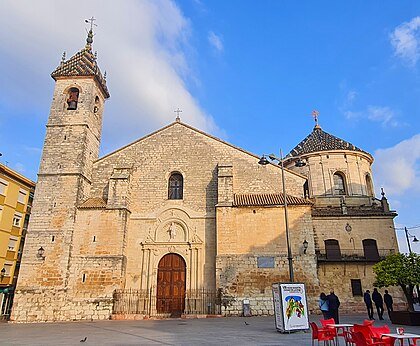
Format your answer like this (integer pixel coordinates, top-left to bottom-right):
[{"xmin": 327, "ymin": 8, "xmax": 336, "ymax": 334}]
[
  {"xmin": 343, "ymin": 330, "xmax": 357, "ymax": 345},
  {"xmin": 367, "ymin": 325, "xmax": 394, "ymax": 346},
  {"xmin": 353, "ymin": 324, "xmax": 375, "ymax": 344},
  {"xmin": 310, "ymin": 322, "xmax": 336, "ymax": 346},
  {"xmin": 321, "ymin": 318, "xmax": 338, "ymax": 337},
  {"xmin": 352, "ymin": 331, "xmax": 386, "ymax": 346}
]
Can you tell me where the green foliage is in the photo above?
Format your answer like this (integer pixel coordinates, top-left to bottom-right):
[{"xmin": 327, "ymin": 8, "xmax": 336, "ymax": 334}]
[{"xmin": 373, "ymin": 253, "xmax": 420, "ymax": 288}]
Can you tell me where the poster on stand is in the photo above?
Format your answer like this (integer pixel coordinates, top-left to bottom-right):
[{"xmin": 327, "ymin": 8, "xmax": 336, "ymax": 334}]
[{"xmin": 272, "ymin": 283, "xmax": 309, "ymax": 332}]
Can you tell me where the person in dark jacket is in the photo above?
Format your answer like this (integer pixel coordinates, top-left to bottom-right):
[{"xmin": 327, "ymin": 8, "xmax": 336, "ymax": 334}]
[
  {"xmin": 372, "ymin": 288, "xmax": 384, "ymax": 320},
  {"xmin": 363, "ymin": 290, "xmax": 374, "ymax": 320},
  {"xmin": 327, "ymin": 290, "xmax": 340, "ymax": 323},
  {"xmin": 384, "ymin": 290, "xmax": 393, "ymax": 316}
]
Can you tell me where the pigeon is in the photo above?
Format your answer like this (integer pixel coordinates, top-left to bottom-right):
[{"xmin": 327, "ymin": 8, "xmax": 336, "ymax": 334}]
[
  {"xmin": 80, "ymin": 337, "xmax": 87, "ymax": 343},
  {"xmin": 244, "ymin": 321, "xmax": 250, "ymax": 325}
]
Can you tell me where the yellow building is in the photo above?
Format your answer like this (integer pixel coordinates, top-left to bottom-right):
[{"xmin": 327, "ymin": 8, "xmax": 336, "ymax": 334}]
[{"xmin": 0, "ymin": 163, "xmax": 35, "ymax": 319}]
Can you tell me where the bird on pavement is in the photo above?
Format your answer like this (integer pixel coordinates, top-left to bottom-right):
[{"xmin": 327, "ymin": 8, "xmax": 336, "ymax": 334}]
[
  {"xmin": 244, "ymin": 321, "xmax": 250, "ymax": 325},
  {"xmin": 80, "ymin": 337, "xmax": 87, "ymax": 342}
]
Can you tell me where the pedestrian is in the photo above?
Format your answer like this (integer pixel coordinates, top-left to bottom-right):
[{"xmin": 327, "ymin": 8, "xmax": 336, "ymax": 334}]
[
  {"xmin": 363, "ymin": 290, "xmax": 374, "ymax": 320},
  {"xmin": 372, "ymin": 288, "xmax": 384, "ymax": 320},
  {"xmin": 384, "ymin": 290, "xmax": 393, "ymax": 316},
  {"xmin": 327, "ymin": 290, "xmax": 340, "ymax": 323},
  {"xmin": 319, "ymin": 292, "xmax": 329, "ymax": 319}
]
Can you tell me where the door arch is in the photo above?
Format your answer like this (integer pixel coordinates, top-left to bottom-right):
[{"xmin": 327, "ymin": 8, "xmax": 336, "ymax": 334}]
[{"xmin": 156, "ymin": 253, "xmax": 186, "ymax": 317}]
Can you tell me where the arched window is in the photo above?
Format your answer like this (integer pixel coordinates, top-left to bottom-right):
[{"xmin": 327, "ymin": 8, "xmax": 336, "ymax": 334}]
[
  {"xmin": 333, "ymin": 172, "xmax": 347, "ymax": 195},
  {"xmin": 67, "ymin": 87, "xmax": 79, "ymax": 110},
  {"xmin": 325, "ymin": 239, "xmax": 341, "ymax": 260},
  {"xmin": 365, "ymin": 174, "xmax": 373, "ymax": 196},
  {"xmin": 363, "ymin": 239, "xmax": 379, "ymax": 260},
  {"xmin": 94, "ymin": 96, "xmax": 100, "ymax": 113},
  {"xmin": 168, "ymin": 173, "xmax": 183, "ymax": 200},
  {"xmin": 303, "ymin": 180, "xmax": 309, "ymax": 198}
]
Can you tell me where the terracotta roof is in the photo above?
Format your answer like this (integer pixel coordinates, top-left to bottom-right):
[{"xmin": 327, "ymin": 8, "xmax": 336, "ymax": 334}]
[
  {"xmin": 312, "ymin": 207, "xmax": 397, "ymax": 217},
  {"xmin": 233, "ymin": 193, "xmax": 312, "ymax": 207},
  {"xmin": 51, "ymin": 45, "xmax": 109, "ymax": 98},
  {"xmin": 79, "ymin": 197, "xmax": 107, "ymax": 209},
  {"xmin": 286, "ymin": 126, "xmax": 371, "ymax": 158}
]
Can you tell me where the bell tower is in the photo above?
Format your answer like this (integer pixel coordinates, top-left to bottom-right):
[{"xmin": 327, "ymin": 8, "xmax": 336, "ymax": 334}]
[{"xmin": 12, "ymin": 27, "xmax": 110, "ymax": 322}]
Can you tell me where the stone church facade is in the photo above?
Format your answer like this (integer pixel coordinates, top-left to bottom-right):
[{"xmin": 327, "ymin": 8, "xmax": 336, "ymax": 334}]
[{"xmin": 11, "ymin": 32, "xmax": 401, "ymax": 322}]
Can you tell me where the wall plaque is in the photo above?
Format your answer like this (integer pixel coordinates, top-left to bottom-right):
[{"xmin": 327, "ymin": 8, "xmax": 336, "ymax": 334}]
[{"xmin": 257, "ymin": 256, "xmax": 275, "ymax": 268}]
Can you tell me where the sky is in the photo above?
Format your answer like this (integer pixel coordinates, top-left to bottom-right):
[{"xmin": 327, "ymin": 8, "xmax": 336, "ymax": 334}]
[{"xmin": 0, "ymin": 1, "xmax": 419, "ymax": 253}]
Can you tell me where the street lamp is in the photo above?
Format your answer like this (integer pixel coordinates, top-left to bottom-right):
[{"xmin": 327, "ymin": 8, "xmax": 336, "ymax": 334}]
[
  {"xmin": 404, "ymin": 227, "xmax": 419, "ymax": 254},
  {"xmin": 258, "ymin": 150, "xmax": 306, "ymax": 282}
]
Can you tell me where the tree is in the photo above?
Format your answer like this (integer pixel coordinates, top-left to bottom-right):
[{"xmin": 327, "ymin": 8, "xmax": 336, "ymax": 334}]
[{"xmin": 373, "ymin": 253, "xmax": 420, "ymax": 311}]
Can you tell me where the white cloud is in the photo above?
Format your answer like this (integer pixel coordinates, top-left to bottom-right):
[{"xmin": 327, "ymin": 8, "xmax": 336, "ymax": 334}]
[
  {"xmin": 390, "ymin": 16, "xmax": 420, "ymax": 66},
  {"xmin": 373, "ymin": 134, "xmax": 420, "ymax": 195},
  {"xmin": 208, "ymin": 31, "xmax": 223, "ymax": 52},
  {"xmin": 0, "ymin": 0, "xmax": 221, "ymax": 153},
  {"xmin": 344, "ymin": 105, "xmax": 400, "ymax": 127},
  {"xmin": 346, "ymin": 90, "xmax": 357, "ymax": 105}
]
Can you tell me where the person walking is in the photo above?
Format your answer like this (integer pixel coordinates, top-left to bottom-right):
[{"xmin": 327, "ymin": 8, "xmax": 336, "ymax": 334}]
[
  {"xmin": 319, "ymin": 292, "xmax": 329, "ymax": 319},
  {"xmin": 327, "ymin": 290, "xmax": 340, "ymax": 323},
  {"xmin": 384, "ymin": 290, "xmax": 393, "ymax": 316},
  {"xmin": 363, "ymin": 290, "xmax": 374, "ymax": 320},
  {"xmin": 372, "ymin": 288, "xmax": 384, "ymax": 320}
]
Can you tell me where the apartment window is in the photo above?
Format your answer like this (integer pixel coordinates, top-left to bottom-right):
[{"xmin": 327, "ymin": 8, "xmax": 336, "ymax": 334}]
[
  {"xmin": 325, "ymin": 239, "xmax": 342, "ymax": 260},
  {"xmin": 3, "ymin": 262, "xmax": 13, "ymax": 276},
  {"xmin": 351, "ymin": 279, "xmax": 363, "ymax": 296},
  {"xmin": 13, "ymin": 213, "xmax": 22, "ymax": 227},
  {"xmin": 18, "ymin": 189, "xmax": 27, "ymax": 204},
  {"xmin": 8, "ymin": 237, "xmax": 18, "ymax": 251},
  {"xmin": 363, "ymin": 239, "xmax": 380, "ymax": 260},
  {"xmin": 0, "ymin": 179, "xmax": 7, "ymax": 195}
]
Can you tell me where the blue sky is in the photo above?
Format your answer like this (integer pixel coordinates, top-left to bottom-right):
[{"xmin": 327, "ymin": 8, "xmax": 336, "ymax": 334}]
[{"xmin": 0, "ymin": 1, "xmax": 419, "ymax": 253}]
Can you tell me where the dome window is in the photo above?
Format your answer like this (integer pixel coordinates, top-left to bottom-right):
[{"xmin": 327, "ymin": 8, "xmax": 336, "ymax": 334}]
[{"xmin": 333, "ymin": 172, "xmax": 347, "ymax": 195}]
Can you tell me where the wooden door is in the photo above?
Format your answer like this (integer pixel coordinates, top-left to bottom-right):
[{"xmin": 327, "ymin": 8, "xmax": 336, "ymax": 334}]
[
  {"xmin": 156, "ymin": 253, "xmax": 186, "ymax": 316},
  {"xmin": 363, "ymin": 239, "xmax": 379, "ymax": 260},
  {"xmin": 325, "ymin": 239, "xmax": 342, "ymax": 260}
]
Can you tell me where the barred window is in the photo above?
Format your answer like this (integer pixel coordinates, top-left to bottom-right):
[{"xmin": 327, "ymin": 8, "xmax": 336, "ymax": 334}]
[{"xmin": 168, "ymin": 173, "xmax": 183, "ymax": 200}]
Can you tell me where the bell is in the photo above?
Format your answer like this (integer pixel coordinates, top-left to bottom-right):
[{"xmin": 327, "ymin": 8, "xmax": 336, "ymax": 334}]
[{"xmin": 67, "ymin": 100, "xmax": 77, "ymax": 110}]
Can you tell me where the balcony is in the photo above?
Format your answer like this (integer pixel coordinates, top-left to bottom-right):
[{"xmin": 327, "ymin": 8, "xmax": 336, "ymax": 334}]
[{"xmin": 316, "ymin": 248, "xmax": 395, "ymax": 263}]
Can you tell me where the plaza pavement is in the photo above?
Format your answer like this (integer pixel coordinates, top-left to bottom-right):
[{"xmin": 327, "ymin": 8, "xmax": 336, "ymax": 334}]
[{"xmin": 1, "ymin": 313, "xmax": 420, "ymax": 346}]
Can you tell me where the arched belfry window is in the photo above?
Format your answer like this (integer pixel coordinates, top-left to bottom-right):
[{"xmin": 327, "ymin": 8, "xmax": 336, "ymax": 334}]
[
  {"xmin": 168, "ymin": 172, "xmax": 183, "ymax": 200},
  {"xmin": 67, "ymin": 87, "xmax": 79, "ymax": 110},
  {"xmin": 333, "ymin": 172, "xmax": 347, "ymax": 195},
  {"xmin": 365, "ymin": 174, "xmax": 373, "ymax": 196}
]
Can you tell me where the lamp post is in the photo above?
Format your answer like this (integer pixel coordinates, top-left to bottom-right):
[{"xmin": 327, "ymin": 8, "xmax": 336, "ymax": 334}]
[
  {"xmin": 404, "ymin": 227, "xmax": 419, "ymax": 254},
  {"xmin": 258, "ymin": 150, "xmax": 306, "ymax": 282}
]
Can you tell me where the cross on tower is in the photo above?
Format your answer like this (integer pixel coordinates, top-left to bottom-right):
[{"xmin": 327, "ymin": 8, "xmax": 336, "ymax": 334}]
[
  {"xmin": 85, "ymin": 17, "xmax": 97, "ymax": 31},
  {"xmin": 174, "ymin": 108, "xmax": 182, "ymax": 121},
  {"xmin": 311, "ymin": 110, "xmax": 320, "ymax": 126}
]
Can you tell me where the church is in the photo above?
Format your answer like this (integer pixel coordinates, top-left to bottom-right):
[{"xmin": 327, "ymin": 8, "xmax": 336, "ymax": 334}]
[{"xmin": 11, "ymin": 29, "xmax": 400, "ymax": 322}]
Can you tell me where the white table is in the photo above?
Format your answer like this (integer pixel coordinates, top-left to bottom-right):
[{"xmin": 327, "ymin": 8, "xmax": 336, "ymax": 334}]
[
  {"xmin": 326, "ymin": 324, "xmax": 354, "ymax": 346},
  {"xmin": 381, "ymin": 333, "xmax": 420, "ymax": 345}
]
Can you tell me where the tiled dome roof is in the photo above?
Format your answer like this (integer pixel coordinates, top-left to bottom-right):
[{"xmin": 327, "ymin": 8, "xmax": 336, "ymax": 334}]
[
  {"xmin": 286, "ymin": 125, "xmax": 371, "ymax": 158},
  {"xmin": 51, "ymin": 31, "xmax": 110, "ymax": 98}
]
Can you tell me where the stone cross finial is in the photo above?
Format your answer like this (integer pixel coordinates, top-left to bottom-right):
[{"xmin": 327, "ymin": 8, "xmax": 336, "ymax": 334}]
[{"xmin": 174, "ymin": 108, "xmax": 182, "ymax": 122}]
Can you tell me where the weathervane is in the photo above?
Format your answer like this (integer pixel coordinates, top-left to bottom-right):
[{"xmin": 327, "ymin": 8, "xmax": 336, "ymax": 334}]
[
  {"xmin": 174, "ymin": 108, "xmax": 182, "ymax": 121},
  {"xmin": 311, "ymin": 110, "xmax": 320, "ymax": 126}
]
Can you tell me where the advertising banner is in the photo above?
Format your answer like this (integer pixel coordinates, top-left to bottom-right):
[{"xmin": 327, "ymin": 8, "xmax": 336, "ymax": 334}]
[{"xmin": 272, "ymin": 283, "xmax": 309, "ymax": 332}]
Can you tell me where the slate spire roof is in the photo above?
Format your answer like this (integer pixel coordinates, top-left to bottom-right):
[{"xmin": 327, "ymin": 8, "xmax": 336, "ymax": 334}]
[
  {"xmin": 287, "ymin": 124, "xmax": 371, "ymax": 158},
  {"xmin": 51, "ymin": 29, "xmax": 110, "ymax": 98}
]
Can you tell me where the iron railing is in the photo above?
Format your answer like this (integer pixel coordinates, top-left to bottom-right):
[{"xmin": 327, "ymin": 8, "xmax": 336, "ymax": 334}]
[
  {"xmin": 113, "ymin": 288, "xmax": 221, "ymax": 316},
  {"xmin": 316, "ymin": 248, "xmax": 395, "ymax": 262}
]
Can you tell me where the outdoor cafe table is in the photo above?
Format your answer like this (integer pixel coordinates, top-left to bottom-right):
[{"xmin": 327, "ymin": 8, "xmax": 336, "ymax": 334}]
[
  {"xmin": 326, "ymin": 323, "xmax": 354, "ymax": 346},
  {"xmin": 381, "ymin": 333, "xmax": 420, "ymax": 345}
]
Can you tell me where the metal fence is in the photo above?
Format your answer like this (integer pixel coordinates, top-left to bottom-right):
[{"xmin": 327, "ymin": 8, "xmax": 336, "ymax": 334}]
[
  {"xmin": 113, "ymin": 288, "xmax": 221, "ymax": 317},
  {"xmin": 317, "ymin": 248, "xmax": 395, "ymax": 262}
]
